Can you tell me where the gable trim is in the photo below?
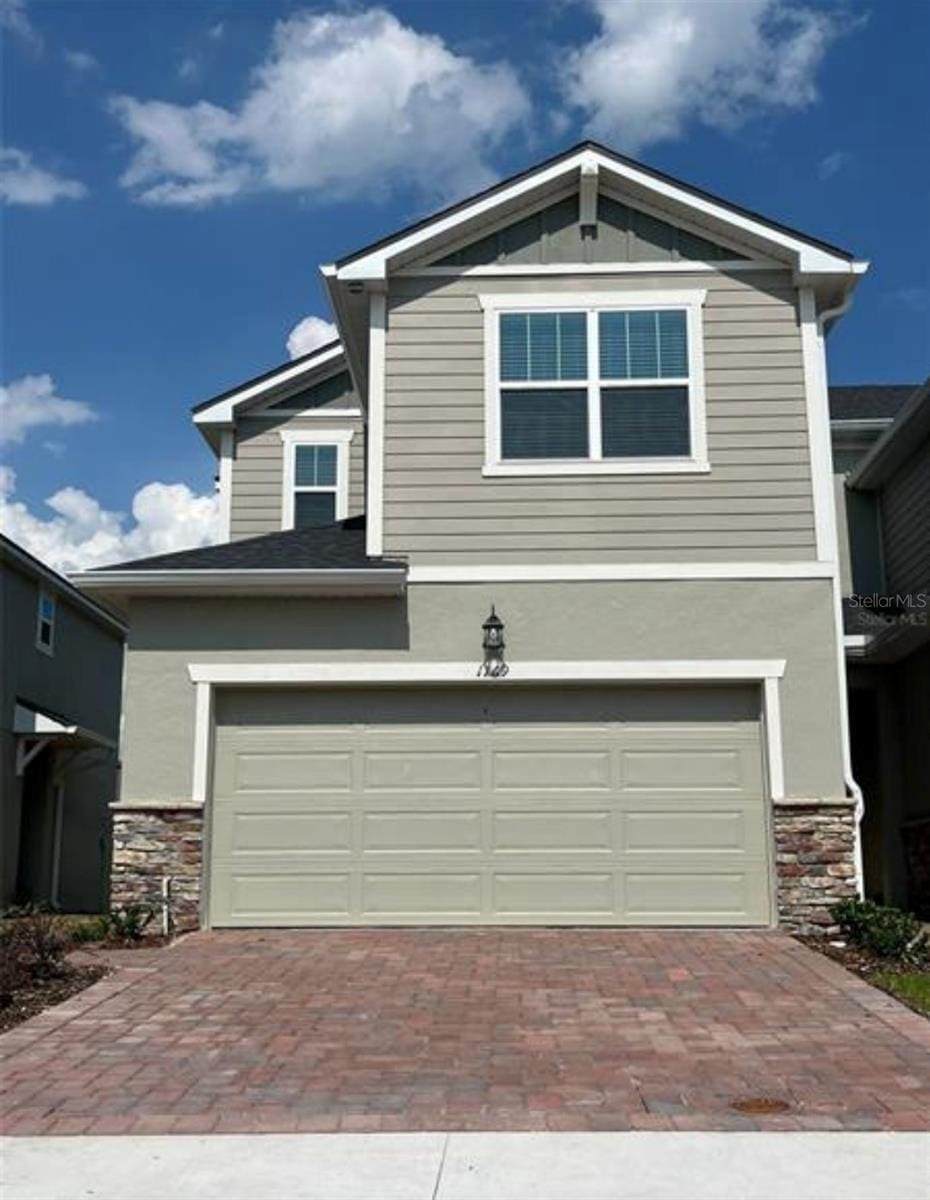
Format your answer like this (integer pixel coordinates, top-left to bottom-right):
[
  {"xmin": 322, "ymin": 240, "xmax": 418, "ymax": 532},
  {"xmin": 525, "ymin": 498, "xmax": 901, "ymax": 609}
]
[
  {"xmin": 193, "ymin": 343, "xmax": 345, "ymax": 425},
  {"xmin": 397, "ymin": 260, "xmax": 783, "ymax": 279},
  {"xmin": 334, "ymin": 143, "xmax": 860, "ymax": 281}
]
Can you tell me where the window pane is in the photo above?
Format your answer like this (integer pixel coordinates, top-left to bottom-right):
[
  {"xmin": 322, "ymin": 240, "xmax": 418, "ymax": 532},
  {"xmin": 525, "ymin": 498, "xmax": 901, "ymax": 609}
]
[
  {"xmin": 501, "ymin": 389, "xmax": 588, "ymax": 459},
  {"xmin": 40, "ymin": 595, "xmax": 55, "ymax": 621},
  {"xmin": 294, "ymin": 491, "xmax": 337, "ymax": 527},
  {"xmin": 601, "ymin": 309, "xmax": 688, "ymax": 380},
  {"xmin": 599, "ymin": 311, "xmax": 628, "ymax": 378},
  {"xmin": 500, "ymin": 313, "xmax": 586, "ymax": 381},
  {"xmin": 657, "ymin": 310, "xmax": 688, "ymax": 377},
  {"xmin": 600, "ymin": 386, "xmax": 690, "ymax": 458},
  {"xmin": 295, "ymin": 444, "xmax": 337, "ymax": 487}
]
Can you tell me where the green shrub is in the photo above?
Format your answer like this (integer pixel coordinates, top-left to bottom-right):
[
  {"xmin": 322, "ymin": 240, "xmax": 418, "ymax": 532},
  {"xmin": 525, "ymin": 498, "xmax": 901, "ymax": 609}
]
[
  {"xmin": 105, "ymin": 905, "xmax": 154, "ymax": 942},
  {"xmin": 0, "ymin": 927, "xmax": 26, "ymax": 1004},
  {"xmin": 66, "ymin": 916, "xmax": 109, "ymax": 944},
  {"xmin": 832, "ymin": 899, "xmax": 928, "ymax": 961}
]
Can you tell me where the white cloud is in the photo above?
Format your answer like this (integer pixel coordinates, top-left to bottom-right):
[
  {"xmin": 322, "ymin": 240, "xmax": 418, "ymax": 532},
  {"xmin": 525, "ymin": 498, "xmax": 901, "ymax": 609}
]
[
  {"xmin": 0, "ymin": 467, "xmax": 220, "ymax": 573},
  {"xmin": 286, "ymin": 315, "xmax": 337, "ymax": 360},
  {"xmin": 818, "ymin": 149, "xmax": 850, "ymax": 180},
  {"xmin": 0, "ymin": 374, "xmax": 97, "ymax": 445},
  {"xmin": 110, "ymin": 7, "xmax": 529, "ymax": 207},
  {"xmin": 1, "ymin": 0, "xmax": 42, "ymax": 52},
  {"xmin": 64, "ymin": 48, "xmax": 99, "ymax": 72},
  {"xmin": 178, "ymin": 55, "xmax": 200, "ymax": 81},
  {"xmin": 563, "ymin": 0, "xmax": 848, "ymax": 152},
  {"xmin": 0, "ymin": 147, "xmax": 87, "ymax": 205},
  {"xmin": 207, "ymin": 21, "xmax": 225, "ymax": 40}
]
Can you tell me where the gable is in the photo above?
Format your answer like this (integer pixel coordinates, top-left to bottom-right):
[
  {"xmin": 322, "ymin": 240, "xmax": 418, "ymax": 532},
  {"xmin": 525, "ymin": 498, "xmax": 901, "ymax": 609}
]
[
  {"xmin": 426, "ymin": 194, "xmax": 747, "ymax": 269},
  {"xmin": 261, "ymin": 369, "xmax": 356, "ymax": 412}
]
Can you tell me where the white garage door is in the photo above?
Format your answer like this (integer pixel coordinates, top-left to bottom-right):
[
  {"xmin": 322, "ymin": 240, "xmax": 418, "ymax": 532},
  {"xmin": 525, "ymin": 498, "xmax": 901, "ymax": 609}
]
[{"xmin": 208, "ymin": 686, "xmax": 772, "ymax": 927}]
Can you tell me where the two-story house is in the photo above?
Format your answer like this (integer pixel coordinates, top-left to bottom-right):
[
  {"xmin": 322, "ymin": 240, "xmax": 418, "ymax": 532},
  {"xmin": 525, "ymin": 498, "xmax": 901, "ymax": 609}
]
[
  {"xmin": 1, "ymin": 534, "xmax": 125, "ymax": 912},
  {"xmin": 73, "ymin": 143, "xmax": 869, "ymax": 936}
]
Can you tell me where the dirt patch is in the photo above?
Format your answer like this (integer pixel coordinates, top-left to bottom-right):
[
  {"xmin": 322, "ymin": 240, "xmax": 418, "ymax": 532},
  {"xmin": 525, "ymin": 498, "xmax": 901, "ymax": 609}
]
[{"xmin": 0, "ymin": 964, "xmax": 109, "ymax": 1034}]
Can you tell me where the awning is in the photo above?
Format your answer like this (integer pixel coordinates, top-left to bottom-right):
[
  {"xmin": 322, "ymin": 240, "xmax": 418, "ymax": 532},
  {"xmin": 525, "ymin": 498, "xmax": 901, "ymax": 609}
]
[{"xmin": 13, "ymin": 703, "xmax": 116, "ymax": 776}]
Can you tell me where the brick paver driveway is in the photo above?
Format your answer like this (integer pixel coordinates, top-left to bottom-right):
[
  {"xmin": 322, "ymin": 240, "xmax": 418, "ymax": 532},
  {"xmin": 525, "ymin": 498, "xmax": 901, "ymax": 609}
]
[{"xmin": 2, "ymin": 930, "xmax": 928, "ymax": 1135}]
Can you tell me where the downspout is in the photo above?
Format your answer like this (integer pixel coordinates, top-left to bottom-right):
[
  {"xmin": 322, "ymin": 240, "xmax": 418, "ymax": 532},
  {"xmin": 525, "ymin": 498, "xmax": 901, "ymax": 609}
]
[{"xmin": 816, "ymin": 289, "xmax": 865, "ymax": 898}]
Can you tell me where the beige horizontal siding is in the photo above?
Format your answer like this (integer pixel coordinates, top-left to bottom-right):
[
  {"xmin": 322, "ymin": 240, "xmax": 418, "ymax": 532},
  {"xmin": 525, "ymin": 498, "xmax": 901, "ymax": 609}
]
[
  {"xmin": 881, "ymin": 439, "xmax": 930, "ymax": 594},
  {"xmin": 230, "ymin": 413, "xmax": 365, "ymax": 540},
  {"xmin": 382, "ymin": 269, "xmax": 816, "ymax": 564}
]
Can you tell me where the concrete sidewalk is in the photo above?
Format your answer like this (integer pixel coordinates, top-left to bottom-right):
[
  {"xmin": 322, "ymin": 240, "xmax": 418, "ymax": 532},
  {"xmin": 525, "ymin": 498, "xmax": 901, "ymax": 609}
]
[{"xmin": 2, "ymin": 1132, "xmax": 928, "ymax": 1199}]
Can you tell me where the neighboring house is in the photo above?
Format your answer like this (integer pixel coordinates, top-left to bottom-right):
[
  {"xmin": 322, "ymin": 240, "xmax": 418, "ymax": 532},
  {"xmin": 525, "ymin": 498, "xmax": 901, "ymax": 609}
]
[
  {"xmin": 1, "ymin": 535, "xmax": 125, "ymax": 913},
  {"xmin": 831, "ymin": 381, "xmax": 930, "ymax": 916},
  {"xmin": 74, "ymin": 141, "xmax": 873, "ymax": 936}
]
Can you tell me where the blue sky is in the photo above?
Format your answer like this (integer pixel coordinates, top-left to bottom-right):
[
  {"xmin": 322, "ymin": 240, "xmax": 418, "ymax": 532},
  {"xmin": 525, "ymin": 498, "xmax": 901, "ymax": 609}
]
[{"xmin": 1, "ymin": 0, "xmax": 928, "ymax": 569}]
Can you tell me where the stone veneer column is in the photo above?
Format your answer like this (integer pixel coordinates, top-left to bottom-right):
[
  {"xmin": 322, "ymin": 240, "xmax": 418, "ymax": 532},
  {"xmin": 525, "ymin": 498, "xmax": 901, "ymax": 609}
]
[
  {"xmin": 772, "ymin": 798, "xmax": 859, "ymax": 934},
  {"xmin": 110, "ymin": 805, "xmax": 204, "ymax": 934}
]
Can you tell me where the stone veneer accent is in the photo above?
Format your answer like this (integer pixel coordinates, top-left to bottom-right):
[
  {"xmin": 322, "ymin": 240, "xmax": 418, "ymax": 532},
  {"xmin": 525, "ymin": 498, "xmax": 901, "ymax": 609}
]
[
  {"xmin": 110, "ymin": 799, "xmax": 859, "ymax": 938},
  {"xmin": 110, "ymin": 807, "xmax": 204, "ymax": 934},
  {"xmin": 773, "ymin": 800, "xmax": 859, "ymax": 935}
]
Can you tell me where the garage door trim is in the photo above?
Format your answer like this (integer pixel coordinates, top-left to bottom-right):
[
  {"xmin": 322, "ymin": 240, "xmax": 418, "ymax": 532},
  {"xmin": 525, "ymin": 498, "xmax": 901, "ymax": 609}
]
[{"xmin": 187, "ymin": 659, "xmax": 786, "ymax": 929}]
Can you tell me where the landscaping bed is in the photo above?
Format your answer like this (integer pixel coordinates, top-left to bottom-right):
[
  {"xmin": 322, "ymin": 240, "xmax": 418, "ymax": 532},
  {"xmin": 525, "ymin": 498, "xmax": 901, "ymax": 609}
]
[
  {"xmin": 800, "ymin": 898, "xmax": 930, "ymax": 1019},
  {"xmin": 0, "ymin": 963, "xmax": 108, "ymax": 1034}
]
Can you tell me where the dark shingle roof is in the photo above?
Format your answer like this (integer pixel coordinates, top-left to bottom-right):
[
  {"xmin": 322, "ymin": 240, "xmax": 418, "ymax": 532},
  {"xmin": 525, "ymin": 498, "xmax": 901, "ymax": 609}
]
[
  {"xmin": 98, "ymin": 517, "xmax": 404, "ymax": 573},
  {"xmin": 829, "ymin": 384, "xmax": 918, "ymax": 422}
]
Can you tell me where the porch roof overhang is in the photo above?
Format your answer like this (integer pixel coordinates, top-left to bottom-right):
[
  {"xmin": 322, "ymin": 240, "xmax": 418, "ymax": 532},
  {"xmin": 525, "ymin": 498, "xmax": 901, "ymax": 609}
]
[{"xmin": 13, "ymin": 703, "xmax": 116, "ymax": 775}]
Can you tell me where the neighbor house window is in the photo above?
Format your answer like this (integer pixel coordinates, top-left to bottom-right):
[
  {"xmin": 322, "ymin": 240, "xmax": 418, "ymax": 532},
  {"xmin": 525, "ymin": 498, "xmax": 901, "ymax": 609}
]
[
  {"xmin": 482, "ymin": 290, "xmax": 707, "ymax": 476},
  {"xmin": 36, "ymin": 590, "xmax": 56, "ymax": 655},
  {"xmin": 280, "ymin": 429, "xmax": 353, "ymax": 529}
]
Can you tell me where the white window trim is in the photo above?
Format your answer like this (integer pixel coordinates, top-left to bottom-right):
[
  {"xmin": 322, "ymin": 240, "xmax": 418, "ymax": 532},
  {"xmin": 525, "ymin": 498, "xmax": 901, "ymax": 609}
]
[
  {"xmin": 479, "ymin": 289, "xmax": 708, "ymax": 477},
  {"xmin": 35, "ymin": 589, "xmax": 55, "ymax": 656},
  {"xmin": 279, "ymin": 428, "xmax": 354, "ymax": 529}
]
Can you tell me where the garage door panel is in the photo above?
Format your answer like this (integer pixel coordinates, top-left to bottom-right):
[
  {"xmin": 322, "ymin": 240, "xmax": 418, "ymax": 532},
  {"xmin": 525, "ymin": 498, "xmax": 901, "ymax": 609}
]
[
  {"xmin": 623, "ymin": 808, "xmax": 764, "ymax": 854},
  {"xmin": 363, "ymin": 873, "xmax": 482, "ymax": 915},
  {"xmin": 216, "ymin": 810, "xmax": 353, "ymax": 856},
  {"xmin": 209, "ymin": 686, "xmax": 771, "ymax": 927},
  {"xmin": 362, "ymin": 810, "xmax": 482, "ymax": 852},
  {"xmin": 624, "ymin": 869, "xmax": 769, "ymax": 924}
]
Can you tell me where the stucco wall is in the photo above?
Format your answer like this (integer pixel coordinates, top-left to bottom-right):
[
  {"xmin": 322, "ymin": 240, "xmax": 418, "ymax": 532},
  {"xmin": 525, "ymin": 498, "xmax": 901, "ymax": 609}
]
[{"xmin": 119, "ymin": 578, "xmax": 844, "ymax": 806}]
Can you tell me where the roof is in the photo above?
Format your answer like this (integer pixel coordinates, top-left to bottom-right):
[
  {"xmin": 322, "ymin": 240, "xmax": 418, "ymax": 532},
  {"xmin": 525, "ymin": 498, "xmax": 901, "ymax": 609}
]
[
  {"xmin": 829, "ymin": 384, "xmax": 919, "ymax": 422},
  {"xmin": 94, "ymin": 517, "xmax": 403, "ymax": 573},
  {"xmin": 335, "ymin": 139, "xmax": 856, "ymax": 271},
  {"xmin": 0, "ymin": 533, "xmax": 126, "ymax": 637},
  {"xmin": 848, "ymin": 378, "xmax": 930, "ymax": 489},
  {"xmin": 191, "ymin": 338, "xmax": 343, "ymax": 417}
]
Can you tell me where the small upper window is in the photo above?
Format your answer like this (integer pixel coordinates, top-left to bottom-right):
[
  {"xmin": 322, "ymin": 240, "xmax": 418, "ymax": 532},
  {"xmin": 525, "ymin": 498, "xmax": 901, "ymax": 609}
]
[
  {"xmin": 280, "ymin": 430, "xmax": 353, "ymax": 529},
  {"xmin": 36, "ymin": 590, "xmax": 56, "ymax": 655}
]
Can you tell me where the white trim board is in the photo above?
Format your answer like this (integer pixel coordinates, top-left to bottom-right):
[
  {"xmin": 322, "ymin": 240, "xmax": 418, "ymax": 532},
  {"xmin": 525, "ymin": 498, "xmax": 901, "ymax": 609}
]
[
  {"xmin": 186, "ymin": 659, "xmax": 788, "ymax": 825},
  {"xmin": 406, "ymin": 561, "xmax": 834, "ymax": 583},
  {"xmin": 366, "ymin": 291, "xmax": 387, "ymax": 557},
  {"xmin": 398, "ymin": 260, "xmax": 785, "ymax": 278},
  {"xmin": 187, "ymin": 659, "xmax": 786, "ymax": 685},
  {"xmin": 217, "ymin": 431, "xmax": 233, "ymax": 542}
]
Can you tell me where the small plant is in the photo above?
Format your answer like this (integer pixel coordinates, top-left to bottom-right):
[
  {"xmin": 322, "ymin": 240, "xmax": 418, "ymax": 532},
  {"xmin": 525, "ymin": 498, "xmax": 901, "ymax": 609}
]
[
  {"xmin": 105, "ymin": 905, "xmax": 154, "ymax": 942},
  {"xmin": 0, "ymin": 927, "xmax": 25, "ymax": 1005},
  {"xmin": 832, "ymin": 899, "xmax": 928, "ymax": 962},
  {"xmin": 67, "ymin": 916, "xmax": 109, "ymax": 944},
  {"xmin": 0, "ymin": 907, "xmax": 71, "ymax": 980}
]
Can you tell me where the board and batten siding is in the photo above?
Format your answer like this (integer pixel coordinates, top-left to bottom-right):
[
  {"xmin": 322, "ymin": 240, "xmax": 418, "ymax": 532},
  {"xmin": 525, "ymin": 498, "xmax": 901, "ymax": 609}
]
[
  {"xmin": 381, "ymin": 270, "xmax": 817, "ymax": 563},
  {"xmin": 230, "ymin": 412, "xmax": 366, "ymax": 540},
  {"xmin": 880, "ymin": 435, "xmax": 930, "ymax": 595}
]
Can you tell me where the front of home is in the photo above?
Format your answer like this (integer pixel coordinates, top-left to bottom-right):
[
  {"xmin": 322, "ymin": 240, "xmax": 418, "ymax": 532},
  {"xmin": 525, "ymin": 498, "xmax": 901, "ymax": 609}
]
[{"xmin": 74, "ymin": 143, "xmax": 869, "ymax": 936}]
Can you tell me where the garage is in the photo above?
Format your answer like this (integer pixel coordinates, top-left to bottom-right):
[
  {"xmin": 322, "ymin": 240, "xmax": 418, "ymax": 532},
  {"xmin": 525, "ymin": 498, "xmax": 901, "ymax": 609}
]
[{"xmin": 207, "ymin": 684, "xmax": 772, "ymax": 927}]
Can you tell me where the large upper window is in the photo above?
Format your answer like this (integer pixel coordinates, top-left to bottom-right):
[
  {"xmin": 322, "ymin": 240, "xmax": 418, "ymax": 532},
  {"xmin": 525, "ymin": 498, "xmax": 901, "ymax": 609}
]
[
  {"xmin": 483, "ymin": 290, "xmax": 707, "ymax": 476},
  {"xmin": 280, "ymin": 430, "xmax": 354, "ymax": 529}
]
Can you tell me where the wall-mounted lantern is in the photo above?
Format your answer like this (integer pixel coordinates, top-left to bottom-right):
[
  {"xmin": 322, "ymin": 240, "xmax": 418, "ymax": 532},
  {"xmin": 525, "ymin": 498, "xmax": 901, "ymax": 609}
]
[{"xmin": 478, "ymin": 605, "xmax": 508, "ymax": 677}]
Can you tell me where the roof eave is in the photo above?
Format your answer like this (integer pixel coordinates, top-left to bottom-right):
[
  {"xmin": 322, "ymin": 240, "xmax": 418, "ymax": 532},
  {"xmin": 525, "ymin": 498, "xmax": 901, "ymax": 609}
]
[{"xmin": 70, "ymin": 567, "xmax": 408, "ymax": 603}]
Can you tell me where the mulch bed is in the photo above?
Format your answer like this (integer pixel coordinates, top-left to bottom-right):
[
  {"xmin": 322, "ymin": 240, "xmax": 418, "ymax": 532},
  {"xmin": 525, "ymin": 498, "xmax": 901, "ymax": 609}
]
[{"xmin": 0, "ymin": 964, "xmax": 109, "ymax": 1034}]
